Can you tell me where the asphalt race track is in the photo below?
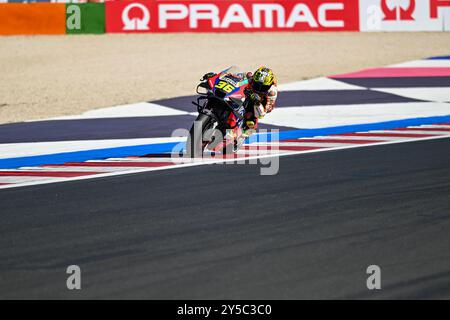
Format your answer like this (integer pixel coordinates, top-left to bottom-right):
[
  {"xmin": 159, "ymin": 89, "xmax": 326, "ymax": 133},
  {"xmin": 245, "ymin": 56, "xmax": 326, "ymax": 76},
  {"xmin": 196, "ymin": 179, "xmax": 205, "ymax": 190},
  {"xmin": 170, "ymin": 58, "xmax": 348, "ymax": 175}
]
[{"xmin": 0, "ymin": 138, "xmax": 449, "ymax": 299}]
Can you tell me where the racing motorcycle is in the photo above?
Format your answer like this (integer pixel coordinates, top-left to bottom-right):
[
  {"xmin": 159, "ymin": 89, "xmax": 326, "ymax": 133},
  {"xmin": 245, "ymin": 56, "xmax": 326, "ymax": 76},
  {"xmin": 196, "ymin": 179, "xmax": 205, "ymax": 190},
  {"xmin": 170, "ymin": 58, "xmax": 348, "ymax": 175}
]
[{"xmin": 186, "ymin": 66, "xmax": 255, "ymax": 158}]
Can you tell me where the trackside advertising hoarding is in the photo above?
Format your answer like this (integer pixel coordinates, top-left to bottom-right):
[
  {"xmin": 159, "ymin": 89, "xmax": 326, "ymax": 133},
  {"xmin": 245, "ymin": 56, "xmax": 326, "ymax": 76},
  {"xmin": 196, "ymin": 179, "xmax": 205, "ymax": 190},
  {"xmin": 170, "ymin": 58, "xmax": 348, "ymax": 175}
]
[
  {"xmin": 66, "ymin": 3, "xmax": 105, "ymax": 34},
  {"xmin": 0, "ymin": 3, "xmax": 104, "ymax": 35},
  {"xmin": 0, "ymin": 0, "xmax": 449, "ymax": 35},
  {"xmin": 360, "ymin": 0, "xmax": 450, "ymax": 31},
  {"xmin": 105, "ymin": 0, "xmax": 360, "ymax": 32},
  {"xmin": 0, "ymin": 3, "xmax": 66, "ymax": 35}
]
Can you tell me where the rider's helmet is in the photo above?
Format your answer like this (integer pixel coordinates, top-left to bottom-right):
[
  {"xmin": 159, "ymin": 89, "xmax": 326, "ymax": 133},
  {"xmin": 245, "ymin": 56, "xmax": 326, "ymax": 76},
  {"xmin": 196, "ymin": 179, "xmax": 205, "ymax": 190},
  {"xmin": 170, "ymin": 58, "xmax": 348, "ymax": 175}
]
[{"xmin": 250, "ymin": 67, "xmax": 275, "ymax": 93}]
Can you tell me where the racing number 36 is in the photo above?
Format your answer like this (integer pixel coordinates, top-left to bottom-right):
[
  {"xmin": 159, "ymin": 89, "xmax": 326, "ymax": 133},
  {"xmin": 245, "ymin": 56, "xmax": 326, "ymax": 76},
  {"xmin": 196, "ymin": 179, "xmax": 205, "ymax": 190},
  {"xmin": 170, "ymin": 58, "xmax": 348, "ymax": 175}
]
[{"xmin": 215, "ymin": 80, "xmax": 235, "ymax": 93}]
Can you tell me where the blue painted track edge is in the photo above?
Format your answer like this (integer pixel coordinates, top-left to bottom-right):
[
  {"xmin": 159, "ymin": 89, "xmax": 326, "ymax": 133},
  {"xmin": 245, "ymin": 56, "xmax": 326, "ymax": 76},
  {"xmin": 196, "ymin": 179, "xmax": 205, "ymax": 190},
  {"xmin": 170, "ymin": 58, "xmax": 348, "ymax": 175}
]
[
  {"xmin": 426, "ymin": 55, "xmax": 450, "ymax": 60},
  {"xmin": 1, "ymin": 114, "xmax": 450, "ymax": 169}
]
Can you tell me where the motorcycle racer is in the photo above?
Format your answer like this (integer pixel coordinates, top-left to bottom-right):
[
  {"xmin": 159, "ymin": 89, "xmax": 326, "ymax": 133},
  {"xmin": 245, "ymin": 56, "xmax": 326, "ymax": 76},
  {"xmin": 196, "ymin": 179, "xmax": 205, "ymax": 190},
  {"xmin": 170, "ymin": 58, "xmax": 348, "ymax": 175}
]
[
  {"xmin": 202, "ymin": 66, "xmax": 278, "ymax": 138},
  {"xmin": 243, "ymin": 66, "xmax": 278, "ymax": 137}
]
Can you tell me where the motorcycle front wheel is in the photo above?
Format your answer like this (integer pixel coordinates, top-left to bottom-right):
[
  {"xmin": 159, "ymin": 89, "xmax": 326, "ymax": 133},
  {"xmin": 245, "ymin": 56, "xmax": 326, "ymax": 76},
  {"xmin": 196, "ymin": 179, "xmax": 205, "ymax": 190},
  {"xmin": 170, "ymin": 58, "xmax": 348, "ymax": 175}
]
[{"xmin": 186, "ymin": 113, "xmax": 215, "ymax": 158}]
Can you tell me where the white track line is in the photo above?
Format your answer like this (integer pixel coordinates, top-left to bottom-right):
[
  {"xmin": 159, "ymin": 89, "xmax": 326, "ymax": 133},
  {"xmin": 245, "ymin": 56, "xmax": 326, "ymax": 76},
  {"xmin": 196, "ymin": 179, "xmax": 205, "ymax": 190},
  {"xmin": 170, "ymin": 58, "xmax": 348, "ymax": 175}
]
[
  {"xmin": 254, "ymin": 141, "xmax": 361, "ymax": 148},
  {"xmin": 0, "ymin": 176, "xmax": 65, "ymax": 184},
  {"xmin": 89, "ymin": 157, "xmax": 186, "ymax": 163},
  {"xmin": 368, "ymin": 130, "xmax": 450, "ymax": 135},
  {"xmin": 18, "ymin": 166, "xmax": 152, "ymax": 172},
  {"xmin": 411, "ymin": 125, "xmax": 450, "ymax": 129},
  {"xmin": 310, "ymin": 135, "xmax": 405, "ymax": 141},
  {"xmin": 236, "ymin": 148, "xmax": 291, "ymax": 154},
  {"xmin": 388, "ymin": 60, "xmax": 450, "ymax": 67}
]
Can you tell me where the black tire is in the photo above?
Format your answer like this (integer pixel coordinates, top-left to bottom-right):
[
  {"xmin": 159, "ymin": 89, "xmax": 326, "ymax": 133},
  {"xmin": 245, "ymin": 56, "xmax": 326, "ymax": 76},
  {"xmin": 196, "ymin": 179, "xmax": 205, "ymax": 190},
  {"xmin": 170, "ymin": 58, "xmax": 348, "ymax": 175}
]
[{"xmin": 186, "ymin": 113, "xmax": 214, "ymax": 158}]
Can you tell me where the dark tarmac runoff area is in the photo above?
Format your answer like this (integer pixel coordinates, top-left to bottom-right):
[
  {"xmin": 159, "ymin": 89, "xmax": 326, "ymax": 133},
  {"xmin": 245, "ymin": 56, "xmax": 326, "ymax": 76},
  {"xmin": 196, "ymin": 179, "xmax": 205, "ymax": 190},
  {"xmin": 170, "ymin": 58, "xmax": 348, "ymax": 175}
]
[{"xmin": 0, "ymin": 138, "xmax": 449, "ymax": 299}]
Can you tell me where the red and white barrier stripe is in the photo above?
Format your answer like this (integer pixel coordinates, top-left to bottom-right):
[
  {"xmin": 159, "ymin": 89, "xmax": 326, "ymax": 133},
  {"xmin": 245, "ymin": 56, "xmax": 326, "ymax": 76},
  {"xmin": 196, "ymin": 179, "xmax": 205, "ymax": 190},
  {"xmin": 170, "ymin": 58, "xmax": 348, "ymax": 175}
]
[{"xmin": 1, "ymin": 123, "xmax": 450, "ymax": 190}]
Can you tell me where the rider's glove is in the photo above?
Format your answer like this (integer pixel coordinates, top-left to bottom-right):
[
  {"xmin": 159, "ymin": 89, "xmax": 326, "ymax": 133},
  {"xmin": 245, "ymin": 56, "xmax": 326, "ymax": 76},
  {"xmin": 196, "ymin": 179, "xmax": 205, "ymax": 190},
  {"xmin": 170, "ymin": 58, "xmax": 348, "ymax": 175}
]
[
  {"xmin": 249, "ymin": 92, "xmax": 261, "ymax": 105},
  {"xmin": 202, "ymin": 72, "xmax": 216, "ymax": 80}
]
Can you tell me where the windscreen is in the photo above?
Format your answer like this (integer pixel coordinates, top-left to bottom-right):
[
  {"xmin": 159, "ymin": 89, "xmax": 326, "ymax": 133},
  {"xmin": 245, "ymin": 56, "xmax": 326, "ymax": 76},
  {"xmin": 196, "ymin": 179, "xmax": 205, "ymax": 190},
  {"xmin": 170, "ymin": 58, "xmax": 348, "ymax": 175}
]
[{"xmin": 218, "ymin": 66, "xmax": 247, "ymax": 86}]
